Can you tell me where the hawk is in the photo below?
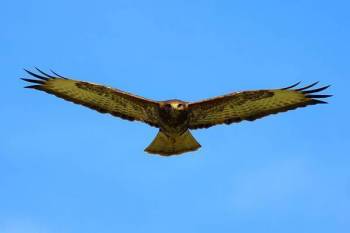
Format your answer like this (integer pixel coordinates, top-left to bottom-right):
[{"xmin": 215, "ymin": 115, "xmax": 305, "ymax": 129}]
[{"xmin": 22, "ymin": 68, "xmax": 331, "ymax": 156}]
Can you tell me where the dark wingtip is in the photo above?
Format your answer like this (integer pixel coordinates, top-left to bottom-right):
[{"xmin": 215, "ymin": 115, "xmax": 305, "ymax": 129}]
[
  {"xmin": 23, "ymin": 68, "xmax": 32, "ymax": 75},
  {"xmin": 302, "ymin": 85, "xmax": 331, "ymax": 94},
  {"xmin": 281, "ymin": 81, "xmax": 302, "ymax": 90},
  {"xmin": 306, "ymin": 94, "xmax": 333, "ymax": 99},
  {"xmin": 295, "ymin": 81, "xmax": 319, "ymax": 91},
  {"xmin": 23, "ymin": 68, "xmax": 49, "ymax": 80},
  {"xmin": 283, "ymin": 81, "xmax": 332, "ymax": 103},
  {"xmin": 49, "ymin": 69, "xmax": 68, "ymax": 79},
  {"xmin": 24, "ymin": 85, "xmax": 42, "ymax": 89},
  {"xmin": 35, "ymin": 67, "xmax": 55, "ymax": 78},
  {"xmin": 24, "ymin": 68, "xmax": 69, "ymax": 80},
  {"xmin": 21, "ymin": 78, "xmax": 45, "ymax": 84},
  {"xmin": 312, "ymin": 99, "xmax": 328, "ymax": 104}
]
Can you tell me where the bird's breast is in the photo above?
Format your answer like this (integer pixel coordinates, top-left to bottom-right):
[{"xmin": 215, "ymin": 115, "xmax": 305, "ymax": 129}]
[{"xmin": 158, "ymin": 109, "xmax": 189, "ymax": 135}]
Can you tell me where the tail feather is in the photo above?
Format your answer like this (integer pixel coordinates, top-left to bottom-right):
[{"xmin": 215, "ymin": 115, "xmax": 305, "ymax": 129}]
[{"xmin": 145, "ymin": 130, "xmax": 201, "ymax": 156}]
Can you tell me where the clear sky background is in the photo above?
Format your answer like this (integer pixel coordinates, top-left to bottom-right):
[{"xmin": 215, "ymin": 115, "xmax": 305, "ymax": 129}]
[{"xmin": 1, "ymin": 0, "xmax": 349, "ymax": 232}]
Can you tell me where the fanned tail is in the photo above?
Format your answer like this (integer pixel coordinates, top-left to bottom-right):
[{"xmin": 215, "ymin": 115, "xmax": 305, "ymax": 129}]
[{"xmin": 145, "ymin": 130, "xmax": 201, "ymax": 156}]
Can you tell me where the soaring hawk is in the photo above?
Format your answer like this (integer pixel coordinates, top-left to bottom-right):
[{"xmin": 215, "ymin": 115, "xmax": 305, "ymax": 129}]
[{"xmin": 22, "ymin": 68, "xmax": 331, "ymax": 156}]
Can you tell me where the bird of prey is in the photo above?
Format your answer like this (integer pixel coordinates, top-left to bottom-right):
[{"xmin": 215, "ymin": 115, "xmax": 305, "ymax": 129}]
[{"xmin": 22, "ymin": 68, "xmax": 331, "ymax": 156}]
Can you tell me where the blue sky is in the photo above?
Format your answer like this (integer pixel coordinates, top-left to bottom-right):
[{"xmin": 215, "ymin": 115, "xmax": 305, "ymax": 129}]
[{"xmin": 1, "ymin": 0, "xmax": 349, "ymax": 232}]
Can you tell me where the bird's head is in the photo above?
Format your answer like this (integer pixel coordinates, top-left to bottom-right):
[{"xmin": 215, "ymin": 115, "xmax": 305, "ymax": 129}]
[{"xmin": 160, "ymin": 100, "xmax": 188, "ymax": 111}]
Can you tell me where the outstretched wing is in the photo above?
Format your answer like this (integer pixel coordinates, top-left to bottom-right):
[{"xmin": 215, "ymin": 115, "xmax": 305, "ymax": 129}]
[
  {"xmin": 188, "ymin": 82, "xmax": 331, "ymax": 129},
  {"xmin": 22, "ymin": 68, "xmax": 160, "ymax": 127}
]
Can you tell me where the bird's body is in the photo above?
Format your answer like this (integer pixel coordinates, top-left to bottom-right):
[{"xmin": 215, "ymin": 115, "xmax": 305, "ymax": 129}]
[
  {"xmin": 22, "ymin": 69, "xmax": 331, "ymax": 156},
  {"xmin": 146, "ymin": 100, "xmax": 201, "ymax": 155},
  {"xmin": 158, "ymin": 100, "xmax": 189, "ymax": 136}
]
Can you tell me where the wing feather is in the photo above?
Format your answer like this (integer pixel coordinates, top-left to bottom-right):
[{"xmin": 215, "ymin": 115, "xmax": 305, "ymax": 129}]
[
  {"xmin": 188, "ymin": 82, "xmax": 331, "ymax": 129},
  {"xmin": 22, "ymin": 69, "xmax": 160, "ymax": 127}
]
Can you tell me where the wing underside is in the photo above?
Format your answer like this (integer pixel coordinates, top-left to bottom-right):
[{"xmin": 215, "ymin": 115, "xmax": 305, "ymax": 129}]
[
  {"xmin": 188, "ymin": 82, "xmax": 331, "ymax": 129},
  {"xmin": 22, "ymin": 68, "xmax": 161, "ymax": 127}
]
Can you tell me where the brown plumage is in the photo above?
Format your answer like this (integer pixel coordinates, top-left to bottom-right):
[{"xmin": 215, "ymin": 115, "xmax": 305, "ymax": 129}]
[{"xmin": 22, "ymin": 68, "xmax": 331, "ymax": 156}]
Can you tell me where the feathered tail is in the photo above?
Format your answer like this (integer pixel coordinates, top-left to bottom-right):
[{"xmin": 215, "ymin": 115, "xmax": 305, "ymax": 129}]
[{"xmin": 145, "ymin": 130, "xmax": 201, "ymax": 156}]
